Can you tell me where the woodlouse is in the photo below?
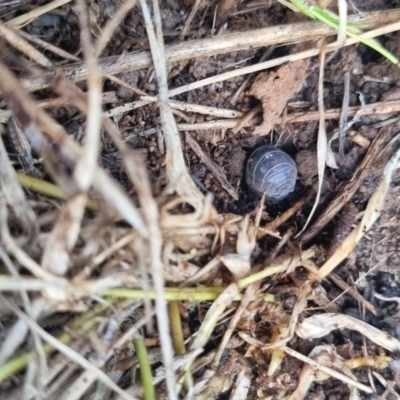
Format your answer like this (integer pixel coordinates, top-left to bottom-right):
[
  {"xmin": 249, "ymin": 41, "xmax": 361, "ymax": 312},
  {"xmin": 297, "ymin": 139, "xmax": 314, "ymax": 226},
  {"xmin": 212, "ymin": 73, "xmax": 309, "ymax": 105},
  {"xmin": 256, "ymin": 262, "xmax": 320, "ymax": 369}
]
[{"xmin": 246, "ymin": 146, "xmax": 297, "ymax": 201}]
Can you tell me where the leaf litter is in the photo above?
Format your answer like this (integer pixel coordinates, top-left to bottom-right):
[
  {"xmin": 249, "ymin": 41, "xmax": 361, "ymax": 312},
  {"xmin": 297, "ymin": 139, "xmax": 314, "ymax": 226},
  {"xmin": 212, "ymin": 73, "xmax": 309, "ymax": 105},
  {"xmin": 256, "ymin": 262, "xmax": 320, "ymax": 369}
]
[{"xmin": 1, "ymin": 0, "xmax": 400, "ymax": 399}]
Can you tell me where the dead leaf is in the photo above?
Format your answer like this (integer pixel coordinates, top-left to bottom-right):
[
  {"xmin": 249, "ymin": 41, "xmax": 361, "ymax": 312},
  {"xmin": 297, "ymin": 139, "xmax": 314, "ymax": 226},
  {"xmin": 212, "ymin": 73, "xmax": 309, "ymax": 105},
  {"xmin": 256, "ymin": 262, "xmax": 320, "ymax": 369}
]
[
  {"xmin": 296, "ymin": 313, "xmax": 400, "ymax": 352},
  {"xmin": 249, "ymin": 60, "xmax": 309, "ymax": 135}
]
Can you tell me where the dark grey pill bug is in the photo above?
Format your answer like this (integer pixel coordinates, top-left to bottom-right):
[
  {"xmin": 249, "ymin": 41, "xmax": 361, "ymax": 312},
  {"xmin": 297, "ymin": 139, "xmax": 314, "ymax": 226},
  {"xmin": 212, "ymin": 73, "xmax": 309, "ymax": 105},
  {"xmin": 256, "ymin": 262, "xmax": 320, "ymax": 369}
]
[{"xmin": 245, "ymin": 146, "xmax": 298, "ymax": 201}]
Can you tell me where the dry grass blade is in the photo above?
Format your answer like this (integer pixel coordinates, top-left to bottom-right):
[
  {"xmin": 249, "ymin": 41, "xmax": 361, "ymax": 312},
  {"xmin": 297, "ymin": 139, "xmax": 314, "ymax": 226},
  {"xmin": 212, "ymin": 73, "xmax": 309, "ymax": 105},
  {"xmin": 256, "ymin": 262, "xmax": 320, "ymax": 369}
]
[
  {"xmin": 17, "ymin": 30, "xmax": 81, "ymax": 62},
  {"xmin": 40, "ymin": 0, "xmax": 102, "ymax": 276},
  {"xmin": 229, "ymin": 369, "xmax": 251, "ymax": 400},
  {"xmin": 0, "ymin": 24, "xmax": 53, "ymax": 68},
  {"xmin": 75, "ymin": 0, "xmax": 102, "ymax": 192},
  {"xmin": 317, "ymin": 145, "xmax": 400, "ymax": 280},
  {"xmin": 329, "ymin": 273, "xmax": 377, "ymax": 315},
  {"xmin": 296, "ymin": 51, "xmax": 327, "ymax": 237},
  {"xmin": 5, "ymin": 0, "xmax": 72, "ymax": 29},
  {"xmin": 338, "ymin": 71, "xmax": 351, "ymax": 157},
  {"xmin": 280, "ymin": 99, "xmax": 400, "ymax": 124},
  {"xmin": 95, "ymin": 0, "xmax": 138, "ymax": 57},
  {"xmin": 179, "ymin": 0, "xmax": 203, "ymax": 41},
  {"xmin": 301, "ymin": 126, "xmax": 389, "ymax": 244},
  {"xmin": 288, "ymin": 345, "xmax": 361, "ymax": 400},
  {"xmin": 137, "ymin": 0, "xmax": 194, "ymax": 397},
  {"xmin": 0, "ymin": 132, "xmax": 37, "ymax": 237},
  {"xmin": 185, "ymin": 133, "xmax": 238, "ymax": 200},
  {"xmin": 104, "ymin": 99, "xmax": 244, "ymax": 120},
  {"xmin": 139, "ymin": 0, "xmax": 204, "ymax": 205},
  {"xmin": 0, "ymin": 61, "xmax": 148, "ymax": 236},
  {"xmin": 1, "ymin": 296, "xmax": 136, "ymax": 400}
]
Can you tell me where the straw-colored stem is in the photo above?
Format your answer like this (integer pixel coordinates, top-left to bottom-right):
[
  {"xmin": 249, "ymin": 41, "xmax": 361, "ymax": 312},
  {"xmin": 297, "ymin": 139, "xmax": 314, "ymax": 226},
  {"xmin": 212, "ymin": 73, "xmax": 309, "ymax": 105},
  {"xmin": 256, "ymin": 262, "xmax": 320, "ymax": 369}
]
[{"xmin": 102, "ymin": 287, "xmax": 276, "ymax": 302}]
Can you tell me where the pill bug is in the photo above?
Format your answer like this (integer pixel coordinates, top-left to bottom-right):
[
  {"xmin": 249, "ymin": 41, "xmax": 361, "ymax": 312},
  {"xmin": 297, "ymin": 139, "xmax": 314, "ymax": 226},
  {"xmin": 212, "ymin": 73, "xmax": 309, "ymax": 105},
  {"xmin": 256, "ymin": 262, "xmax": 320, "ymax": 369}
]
[{"xmin": 245, "ymin": 146, "xmax": 297, "ymax": 201}]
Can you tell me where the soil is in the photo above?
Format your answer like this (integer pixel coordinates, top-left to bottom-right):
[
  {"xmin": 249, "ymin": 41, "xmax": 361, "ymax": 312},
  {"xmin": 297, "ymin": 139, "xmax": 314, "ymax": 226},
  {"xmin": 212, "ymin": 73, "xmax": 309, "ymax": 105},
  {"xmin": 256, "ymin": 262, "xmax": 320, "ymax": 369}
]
[{"xmin": 3, "ymin": 0, "xmax": 400, "ymax": 398}]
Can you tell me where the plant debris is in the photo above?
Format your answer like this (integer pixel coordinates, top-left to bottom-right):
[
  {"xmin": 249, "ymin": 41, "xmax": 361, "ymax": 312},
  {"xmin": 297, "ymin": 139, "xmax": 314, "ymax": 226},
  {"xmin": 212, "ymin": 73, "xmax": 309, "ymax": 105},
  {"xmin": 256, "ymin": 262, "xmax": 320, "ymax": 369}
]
[{"xmin": 2, "ymin": 0, "xmax": 400, "ymax": 399}]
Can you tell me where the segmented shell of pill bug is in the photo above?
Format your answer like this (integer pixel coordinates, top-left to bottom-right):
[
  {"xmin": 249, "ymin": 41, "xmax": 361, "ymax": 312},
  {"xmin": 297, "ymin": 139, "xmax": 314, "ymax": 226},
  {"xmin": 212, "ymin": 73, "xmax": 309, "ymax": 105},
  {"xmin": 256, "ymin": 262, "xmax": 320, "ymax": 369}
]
[{"xmin": 245, "ymin": 146, "xmax": 297, "ymax": 201}]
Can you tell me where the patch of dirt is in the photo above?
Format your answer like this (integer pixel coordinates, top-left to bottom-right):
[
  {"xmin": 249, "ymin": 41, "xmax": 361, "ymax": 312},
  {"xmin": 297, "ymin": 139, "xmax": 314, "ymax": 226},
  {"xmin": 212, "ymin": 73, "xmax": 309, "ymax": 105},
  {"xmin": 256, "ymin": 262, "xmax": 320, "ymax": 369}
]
[{"xmin": 249, "ymin": 59, "xmax": 310, "ymax": 135}]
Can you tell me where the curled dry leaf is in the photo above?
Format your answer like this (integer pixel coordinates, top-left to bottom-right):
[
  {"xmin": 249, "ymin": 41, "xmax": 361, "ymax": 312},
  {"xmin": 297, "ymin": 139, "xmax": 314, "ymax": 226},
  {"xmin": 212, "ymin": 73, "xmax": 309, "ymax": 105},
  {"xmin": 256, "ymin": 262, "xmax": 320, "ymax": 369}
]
[
  {"xmin": 220, "ymin": 215, "xmax": 254, "ymax": 278},
  {"xmin": 296, "ymin": 313, "xmax": 400, "ymax": 352},
  {"xmin": 249, "ymin": 59, "xmax": 309, "ymax": 135}
]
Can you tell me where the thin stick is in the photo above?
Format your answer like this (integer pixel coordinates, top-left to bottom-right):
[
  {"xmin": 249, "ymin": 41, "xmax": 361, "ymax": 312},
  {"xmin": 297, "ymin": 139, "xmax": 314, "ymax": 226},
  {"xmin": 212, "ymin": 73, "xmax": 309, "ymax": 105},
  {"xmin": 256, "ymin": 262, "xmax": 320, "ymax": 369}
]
[
  {"xmin": 0, "ymin": 24, "xmax": 53, "ymax": 68},
  {"xmin": 95, "ymin": 0, "xmax": 138, "ymax": 57},
  {"xmin": 17, "ymin": 30, "xmax": 81, "ymax": 62},
  {"xmin": 185, "ymin": 133, "xmax": 238, "ymax": 200},
  {"xmin": 296, "ymin": 51, "xmax": 327, "ymax": 237},
  {"xmin": 339, "ymin": 72, "xmax": 351, "ymax": 156},
  {"xmin": 179, "ymin": 0, "xmax": 202, "ymax": 41},
  {"xmin": 19, "ymin": 10, "xmax": 400, "ymax": 93},
  {"xmin": 329, "ymin": 273, "xmax": 377, "ymax": 315},
  {"xmin": 280, "ymin": 99, "xmax": 400, "ymax": 124},
  {"xmin": 284, "ymin": 347, "xmax": 373, "ymax": 393},
  {"xmin": 5, "ymin": 0, "xmax": 72, "ymax": 28}
]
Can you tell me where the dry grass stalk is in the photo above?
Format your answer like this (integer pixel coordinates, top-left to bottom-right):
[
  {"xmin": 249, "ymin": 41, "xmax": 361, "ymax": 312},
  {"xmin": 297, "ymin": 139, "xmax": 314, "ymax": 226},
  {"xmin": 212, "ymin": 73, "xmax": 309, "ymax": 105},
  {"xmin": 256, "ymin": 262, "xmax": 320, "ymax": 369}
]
[
  {"xmin": 280, "ymin": 99, "xmax": 400, "ymax": 124},
  {"xmin": 301, "ymin": 126, "xmax": 390, "ymax": 244},
  {"xmin": 17, "ymin": 10, "xmax": 400, "ymax": 93},
  {"xmin": 179, "ymin": 0, "xmax": 203, "ymax": 41},
  {"xmin": 329, "ymin": 273, "xmax": 377, "ymax": 315},
  {"xmin": 0, "ymin": 61, "xmax": 148, "ymax": 236},
  {"xmin": 317, "ymin": 144, "xmax": 400, "ymax": 280},
  {"xmin": 94, "ymin": 0, "xmax": 138, "ymax": 57},
  {"xmin": 2, "ymin": 0, "xmax": 400, "ymax": 398},
  {"xmin": 17, "ymin": 29, "xmax": 81, "ymax": 62},
  {"xmin": 0, "ymin": 24, "xmax": 53, "ymax": 68},
  {"xmin": 287, "ymin": 345, "xmax": 362, "ymax": 399},
  {"xmin": 284, "ymin": 346, "xmax": 373, "ymax": 393},
  {"xmin": 40, "ymin": 0, "xmax": 102, "ymax": 277},
  {"xmin": 296, "ymin": 51, "xmax": 327, "ymax": 237},
  {"xmin": 0, "ymin": 133, "xmax": 37, "ymax": 237},
  {"xmin": 138, "ymin": 0, "xmax": 201, "ymax": 396},
  {"xmin": 339, "ymin": 71, "xmax": 351, "ymax": 156},
  {"xmin": 130, "ymin": 118, "xmax": 259, "ymax": 137},
  {"xmin": 5, "ymin": 0, "xmax": 72, "ymax": 29},
  {"xmin": 229, "ymin": 369, "xmax": 251, "ymax": 400},
  {"xmin": 185, "ymin": 132, "xmax": 238, "ymax": 200}
]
